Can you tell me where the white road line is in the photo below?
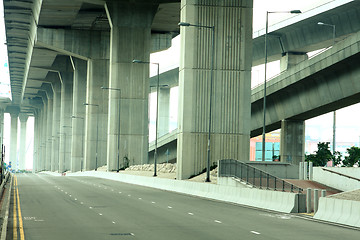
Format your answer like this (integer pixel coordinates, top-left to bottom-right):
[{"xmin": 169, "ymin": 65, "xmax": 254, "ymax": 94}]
[
  {"xmin": 138, "ymin": 198, "xmax": 142, "ymax": 200},
  {"xmin": 128, "ymin": 195, "xmax": 131, "ymax": 197},
  {"xmin": 188, "ymin": 213, "xmax": 194, "ymax": 216},
  {"xmin": 151, "ymin": 201, "xmax": 156, "ymax": 204},
  {"xmin": 119, "ymin": 192, "xmax": 122, "ymax": 194},
  {"xmin": 74, "ymin": 198, "xmax": 77, "ymax": 201},
  {"xmin": 89, "ymin": 207, "xmax": 93, "ymax": 209},
  {"xmin": 251, "ymin": 231, "xmax": 261, "ymax": 235},
  {"xmin": 167, "ymin": 206, "xmax": 173, "ymax": 209},
  {"xmin": 214, "ymin": 220, "xmax": 222, "ymax": 224},
  {"xmin": 99, "ymin": 213, "xmax": 103, "ymax": 216},
  {"xmin": 112, "ymin": 221, "xmax": 116, "ymax": 224},
  {"xmin": 80, "ymin": 202, "xmax": 84, "ymax": 204}
]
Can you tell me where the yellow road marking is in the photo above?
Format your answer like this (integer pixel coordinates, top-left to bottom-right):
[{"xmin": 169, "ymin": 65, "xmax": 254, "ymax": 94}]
[
  {"xmin": 13, "ymin": 177, "xmax": 17, "ymax": 240},
  {"xmin": 13, "ymin": 176, "xmax": 25, "ymax": 240}
]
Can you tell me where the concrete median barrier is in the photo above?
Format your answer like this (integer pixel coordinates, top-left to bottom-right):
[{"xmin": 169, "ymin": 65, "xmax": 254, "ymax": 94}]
[
  {"xmin": 64, "ymin": 171, "xmax": 302, "ymax": 213},
  {"xmin": 314, "ymin": 197, "xmax": 360, "ymax": 227}
]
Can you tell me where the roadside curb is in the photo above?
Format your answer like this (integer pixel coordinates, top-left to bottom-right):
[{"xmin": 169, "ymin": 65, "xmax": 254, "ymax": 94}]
[{"xmin": 0, "ymin": 174, "xmax": 13, "ymax": 240}]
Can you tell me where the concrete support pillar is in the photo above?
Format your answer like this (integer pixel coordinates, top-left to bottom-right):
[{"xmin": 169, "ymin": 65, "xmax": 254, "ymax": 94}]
[
  {"xmin": 18, "ymin": 113, "xmax": 28, "ymax": 170},
  {"xmin": 33, "ymin": 110, "xmax": 41, "ymax": 172},
  {"xmin": 38, "ymin": 92, "xmax": 48, "ymax": 171},
  {"xmin": 57, "ymin": 57, "xmax": 74, "ymax": 172},
  {"xmin": 158, "ymin": 88, "xmax": 170, "ymax": 137},
  {"xmin": 105, "ymin": 2, "xmax": 158, "ymax": 171},
  {"xmin": 51, "ymin": 79, "xmax": 61, "ymax": 172},
  {"xmin": 9, "ymin": 107, "xmax": 20, "ymax": 170},
  {"xmin": 71, "ymin": 58, "xmax": 87, "ymax": 172},
  {"xmin": 45, "ymin": 95, "xmax": 53, "ymax": 171},
  {"xmin": 280, "ymin": 119, "xmax": 305, "ymax": 165},
  {"xmin": 0, "ymin": 108, "xmax": 4, "ymax": 148},
  {"xmin": 84, "ymin": 59, "xmax": 109, "ymax": 171},
  {"xmin": 177, "ymin": 0, "xmax": 253, "ymax": 179},
  {"xmin": 280, "ymin": 52, "xmax": 308, "ymax": 72}
]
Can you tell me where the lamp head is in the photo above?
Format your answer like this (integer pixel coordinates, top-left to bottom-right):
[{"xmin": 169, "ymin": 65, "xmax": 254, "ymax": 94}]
[
  {"xmin": 290, "ymin": 10, "xmax": 301, "ymax": 14},
  {"xmin": 178, "ymin": 22, "xmax": 191, "ymax": 27},
  {"xmin": 132, "ymin": 59, "xmax": 143, "ymax": 64}
]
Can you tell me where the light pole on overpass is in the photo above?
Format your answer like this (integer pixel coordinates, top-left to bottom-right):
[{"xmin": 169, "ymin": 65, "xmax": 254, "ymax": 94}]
[
  {"xmin": 318, "ymin": 21, "xmax": 336, "ymax": 156},
  {"xmin": 178, "ymin": 21, "xmax": 215, "ymax": 182},
  {"xmin": 262, "ymin": 10, "xmax": 302, "ymax": 162},
  {"xmin": 132, "ymin": 59, "xmax": 159, "ymax": 177}
]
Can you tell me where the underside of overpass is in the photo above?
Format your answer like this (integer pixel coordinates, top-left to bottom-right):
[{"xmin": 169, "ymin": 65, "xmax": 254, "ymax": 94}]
[{"xmin": 2, "ymin": 0, "xmax": 360, "ymax": 179}]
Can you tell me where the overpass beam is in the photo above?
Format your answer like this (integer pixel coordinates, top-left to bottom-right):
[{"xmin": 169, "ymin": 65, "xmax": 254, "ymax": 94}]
[
  {"xmin": 280, "ymin": 119, "xmax": 305, "ymax": 165},
  {"xmin": 19, "ymin": 113, "xmax": 29, "ymax": 170},
  {"xmin": 105, "ymin": 2, "xmax": 158, "ymax": 171},
  {"xmin": 71, "ymin": 58, "xmax": 87, "ymax": 172},
  {"xmin": 280, "ymin": 52, "xmax": 308, "ymax": 71},
  {"xmin": 177, "ymin": 0, "xmax": 253, "ymax": 179}
]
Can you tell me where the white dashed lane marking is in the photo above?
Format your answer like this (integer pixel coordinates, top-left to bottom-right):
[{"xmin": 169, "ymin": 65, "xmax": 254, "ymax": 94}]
[
  {"xmin": 251, "ymin": 231, "xmax": 261, "ymax": 235},
  {"xmin": 188, "ymin": 213, "xmax": 194, "ymax": 216},
  {"xmin": 214, "ymin": 220, "xmax": 222, "ymax": 224}
]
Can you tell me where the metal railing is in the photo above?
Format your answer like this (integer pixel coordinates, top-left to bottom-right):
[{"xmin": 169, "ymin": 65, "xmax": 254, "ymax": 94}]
[
  {"xmin": 321, "ymin": 167, "xmax": 360, "ymax": 182},
  {"xmin": 219, "ymin": 159, "xmax": 303, "ymax": 193}
]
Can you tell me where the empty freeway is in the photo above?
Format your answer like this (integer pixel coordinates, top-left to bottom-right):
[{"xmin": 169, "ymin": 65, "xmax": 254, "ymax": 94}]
[{"xmin": 5, "ymin": 173, "xmax": 359, "ymax": 240}]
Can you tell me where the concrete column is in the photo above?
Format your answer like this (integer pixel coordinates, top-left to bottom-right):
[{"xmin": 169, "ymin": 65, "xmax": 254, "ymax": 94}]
[
  {"xmin": 280, "ymin": 119, "xmax": 305, "ymax": 165},
  {"xmin": 51, "ymin": 79, "xmax": 61, "ymax": 172},
  {"xmin": 177, "ymin": 0, "xmax": 253, "ymax": 179},
  {"xmin": 71, "ymin": 58, "xmax": 87, "ymax": 172},
  {"xmin": 0, "ymin": 108, "xmax": 4, "ymax": 148},
  {"xmin": 57, "ymin": 57, "xmax": 74, "ymax": 173},
  {"xmin": 280, "ymin": 52, "xmax": 308, "ymax": 71},
  {"xmin": 105, "ymin": 2, "xmax": 158, "ymax": 171},
  {"xmin": 158, "ymin": 88, "xmax": 170, "ymax": 137},
  {"xmin": 38, "ymin": 92, "xmax": 48, "ymax": 171},
  {"xmin": 18, "ymin": 113, "xmax": 28, "ymax": 170},
  {"xmin": 45, "ymin": 92, "xmax": 53, "ymax": 171},
  {"xmin": 84, "ymin": 59, "xmax": 109, "ymax": 171},
  {"xmin": 9, "ymin": 107, "xmax": 20, "ymax": 170},
  {"xmin": 33, "ymin": 110, "xmax": 40, "ymax": 172}
]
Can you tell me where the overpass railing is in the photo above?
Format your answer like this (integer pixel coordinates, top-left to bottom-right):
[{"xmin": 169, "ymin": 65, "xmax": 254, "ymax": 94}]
[{"xmin": 219, "ymin": 159, "xmax": 303, "ymax": 193}]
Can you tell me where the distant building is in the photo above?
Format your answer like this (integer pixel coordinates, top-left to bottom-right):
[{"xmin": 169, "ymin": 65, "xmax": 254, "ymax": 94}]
[{"xmin": 250, "ymin": 131, "xmax": 280, "ymax": 161}]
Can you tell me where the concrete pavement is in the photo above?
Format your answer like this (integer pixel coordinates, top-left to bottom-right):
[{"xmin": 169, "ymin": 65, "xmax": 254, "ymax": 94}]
[{"xmin": 5, "ymin": 173, "xmax": 360, "ymax": 239}]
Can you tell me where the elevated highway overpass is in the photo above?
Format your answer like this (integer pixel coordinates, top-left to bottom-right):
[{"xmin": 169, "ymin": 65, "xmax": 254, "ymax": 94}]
[
  {"xmin": 2, "ymin": 0, "xmax": 360, "ymax": 179},
  {"xmin": 150, "ymin": 29, "xmax": 360, "ymax": 165}
]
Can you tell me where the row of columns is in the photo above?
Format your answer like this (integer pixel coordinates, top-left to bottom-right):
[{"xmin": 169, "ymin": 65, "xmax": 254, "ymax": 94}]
[{"xmin": 10, "ymin": 0, "xmax": 307, "ymax": 178}]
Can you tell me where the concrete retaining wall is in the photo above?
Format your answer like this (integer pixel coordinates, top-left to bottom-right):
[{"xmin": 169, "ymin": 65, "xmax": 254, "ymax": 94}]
[
  {"xmin": 62, "ymin": 171, "xmax": 303, "ymax": 213},
  {"xmin": 313, "ymin": 167, "xmax": 360, "ymax": 191},
  {"xmin": 244, "ymin": 161, "xmax": 299, "ymax": 179},
  {"xmin": 314, "ymin": 197, "xmax": 360, "ymax": 228}
]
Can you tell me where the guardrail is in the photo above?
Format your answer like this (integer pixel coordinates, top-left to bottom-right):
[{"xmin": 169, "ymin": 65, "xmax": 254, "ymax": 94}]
[
  {"xmin": 321, "ymin": 167, "xmax": 360, "ymax": 182},
  {"xmin": 219, "ymin": 159, "xmax": 303, "ymax": 193}
]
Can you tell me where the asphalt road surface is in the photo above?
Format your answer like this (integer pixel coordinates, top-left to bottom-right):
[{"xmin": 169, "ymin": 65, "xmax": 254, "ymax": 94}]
[{"xmin": 7, "ymin": 173, "xmax": 359, "ymax": 240}]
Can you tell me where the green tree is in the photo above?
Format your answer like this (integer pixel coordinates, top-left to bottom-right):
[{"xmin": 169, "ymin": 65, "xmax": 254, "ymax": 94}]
[
  {"xmin": 305, "ymin": 142, "xmax": 333, "ymax": 167},
  {"xmin": 343, "ymin": 146, "xmax": 360, "ymax": 167}
]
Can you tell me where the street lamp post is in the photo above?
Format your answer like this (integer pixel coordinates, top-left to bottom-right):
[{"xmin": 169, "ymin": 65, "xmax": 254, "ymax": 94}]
[
  {"xmin": 84, "ymin": 103, "xmax": 99, "ymax": 171},
  {"xmin": 62, "ymin": 125, "xmax": 72, "ymax": 172},
  {"xmin": 318, "ymin": 22, "xmax": 336, "ymax": 155},
  {"xmin": 72, "ymin": 115, "xmax": 84, "ymax": 171},
  {"xmin": 178, "ymin": 21, "xmax": 215, "ymax": 182},
  {"xmin": 101, "ymin": 87, "xmax": 121, "ymax": 172},
  {"xmin": 262, "ymin": 10, "xmax": 301, "ymax": 162},
  {"xmin": 132, "ymin": 59, "xmax": 159, "ymax": 177}
]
